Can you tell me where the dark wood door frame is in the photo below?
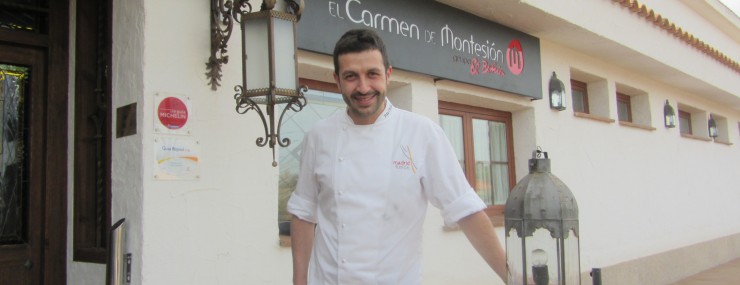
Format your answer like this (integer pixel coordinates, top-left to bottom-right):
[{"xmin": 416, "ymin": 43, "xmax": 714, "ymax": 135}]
[
  {"xmin": 44, "ymin": 1, "xmax": 70, "ymax": 283},
  {"xmin": 0, "ymin": 1, "xmax": 70, "ymax": 284}
]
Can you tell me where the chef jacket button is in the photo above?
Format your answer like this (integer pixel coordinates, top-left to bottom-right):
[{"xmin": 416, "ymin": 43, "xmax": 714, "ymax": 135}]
[
  {"xmin": 338, "ymin": 191, "xmax": 344, "ymax": 195},
  {"xmin": 342, "ymin": 258, "xmax": 347, "ymax": 263},
  {"xmin": 339, "ymin": 157, "xmax": 344, "ymax": 162},
  {"xmin": 342, "ymin": 223, "xmax": 346, "ymax": 229}
]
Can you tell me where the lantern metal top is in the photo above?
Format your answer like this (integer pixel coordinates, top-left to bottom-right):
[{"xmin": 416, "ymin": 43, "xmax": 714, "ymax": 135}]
[{"xmin": 504, "ymin": 149, "xmax": 579, "ymax": 238}]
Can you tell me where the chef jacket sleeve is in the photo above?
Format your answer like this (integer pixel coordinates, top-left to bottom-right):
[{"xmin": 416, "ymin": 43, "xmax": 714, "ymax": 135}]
[
  {"xmin": 287, "ymin": 133, "xmax": 319, "ymax": 224},
  {"xmin": 422, "ymin": 123, "xmax": 487, "ymax": 226}
]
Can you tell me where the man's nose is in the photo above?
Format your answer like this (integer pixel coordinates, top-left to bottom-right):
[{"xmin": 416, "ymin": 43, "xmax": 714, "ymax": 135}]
[{"xmin": 356, "ymin": 76, "xmax": 372, "ymax": 94}]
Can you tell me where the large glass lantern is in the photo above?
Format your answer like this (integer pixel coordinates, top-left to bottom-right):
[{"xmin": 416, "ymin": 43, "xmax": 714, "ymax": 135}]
[
  {"xmin": 241, "ymin": 6, "xmax": 298, "ymax": 97},
  {"xmin": 208, "ymin": 1, "xmax": 307, "ymax": 166},
  {"xmin": 505, "ymin": 149, "xmax": 580, "ymax": 285}
]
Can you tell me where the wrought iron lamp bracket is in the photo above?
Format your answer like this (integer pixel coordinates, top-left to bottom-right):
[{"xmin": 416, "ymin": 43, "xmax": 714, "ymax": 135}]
[
  {"xmin": 207, "ymin": 0, "xmax": 253, "ymax": 90},
  {"xmin": 234, "ymin": 86, "xmax": 308, "ymax": 166},
  {"xmin": 210, "ymin": 0, "xmax": 307, "ymax": 166}
]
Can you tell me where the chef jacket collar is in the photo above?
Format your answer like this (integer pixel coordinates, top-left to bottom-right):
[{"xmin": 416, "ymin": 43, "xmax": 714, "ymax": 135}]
[{"xmin": 344, "ymin": 98, "xmax": 393, "ymax": 126}]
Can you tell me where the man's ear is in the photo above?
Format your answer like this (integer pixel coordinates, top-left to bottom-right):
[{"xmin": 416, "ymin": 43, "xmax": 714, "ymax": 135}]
[
  {"xmin": 333, "ymin": 72, "xmax": 340, "ymax": 88},
  {"xmin": 386, "ymin": 66, "xmax": 393, "ymax": 82}
]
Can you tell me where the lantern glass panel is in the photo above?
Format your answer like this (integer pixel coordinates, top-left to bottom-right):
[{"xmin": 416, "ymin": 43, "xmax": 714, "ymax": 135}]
[
  {"xmin": 551, "ymin": 90, "xmax": 563, "ymax": 109},
  {"xmin": 244, "ymin": 15, "xmax": 271, "ymax": 91},
  {"xmin": 564, "ymin": 229, "xmax": 581, "ymax": 284},
  {"xmin": 507, "ymin": 227, "xmax": 525, "ymax": 285},
  {"xmin": 272, "ymin": 17, "xmax": 297, "ymax": 92},
  {"xmin": 525, "ymin": 228, "xmax": 559, "ymax": 285},
  {"xmin": 665, "ymin": 114, "xmax": 676, "ymax": 127}
]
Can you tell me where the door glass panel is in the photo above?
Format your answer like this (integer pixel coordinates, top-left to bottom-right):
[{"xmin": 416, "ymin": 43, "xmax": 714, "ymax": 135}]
[
  {"xmin": 0, "ymin": 64, "xmax": 29, "ymax": 244},
  {"xmin": 277, "ymin": 88, "xmax": 344, "ymax": 225},
  {"xmin": 439, "ymin": 114, "xmax": 465, "ymax": 171},
  {"xmin": 0, "ymin": 0, "xmax": 48, "ymax": 33},
  {"xmin": 472, "ymin": 118, "xmax": 509, "ymax": 205}
]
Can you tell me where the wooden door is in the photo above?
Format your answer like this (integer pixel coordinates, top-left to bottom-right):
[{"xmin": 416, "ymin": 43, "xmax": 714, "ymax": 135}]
[
  {"xmin": 0, "ymin": 1, "xmax": 70, "ymax": 284},
  {"xmin": 0, "ymin": 43, "xmax": 46, "ymax": 285}
]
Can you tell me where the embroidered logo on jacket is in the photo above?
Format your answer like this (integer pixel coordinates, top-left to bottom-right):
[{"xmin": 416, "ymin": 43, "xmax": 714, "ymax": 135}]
[{"xmin": 393, "ymin": 145, "xmax": 417, "ymax": 174}]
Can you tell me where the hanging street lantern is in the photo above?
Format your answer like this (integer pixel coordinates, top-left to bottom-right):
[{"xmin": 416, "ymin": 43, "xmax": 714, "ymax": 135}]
[
  {"xmin": 663, "ymin": 100, "xmax": 676, "ymax": 128},
  {"xmin": 708, "ymin": 115, "xmax": 718, "ymax": 139},
  {"xmin": 505, "ymin": 149, "xmax": 581, "ymax": 285},
  {"xmin": 207, "ymin": 0, "xmax": 307, "ymax": 166},
  {"xmin": 549, "ymin": 72, "xmax": 566, "ymax": 111}
]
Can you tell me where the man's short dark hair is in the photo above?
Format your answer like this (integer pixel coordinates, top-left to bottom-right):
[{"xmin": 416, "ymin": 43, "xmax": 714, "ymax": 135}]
[{"xmin": 332, "ymin": 29, "xmax": 390, "ymax": 74}]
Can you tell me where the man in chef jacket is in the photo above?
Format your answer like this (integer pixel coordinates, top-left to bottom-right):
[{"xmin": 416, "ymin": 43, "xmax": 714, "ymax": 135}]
[{"xmin": 288, "ymin": 29, "xmax": 507, "ymax": 285}]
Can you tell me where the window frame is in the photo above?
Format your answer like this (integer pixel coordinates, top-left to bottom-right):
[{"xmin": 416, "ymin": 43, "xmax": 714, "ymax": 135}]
[
  {"xmin": 616, "ymin": 92, "xmax": 633, "ymax": 123},
  {"xmin": 438, "ymin": 101, "xmax": 515, "ymax": 221},
  {"xmin": 570, "ymin": 79, "xmax": 590, "ymax": 114},
  {"xmin": 679, "ymin": 110, "xmax": 692, "ymax": 135}
]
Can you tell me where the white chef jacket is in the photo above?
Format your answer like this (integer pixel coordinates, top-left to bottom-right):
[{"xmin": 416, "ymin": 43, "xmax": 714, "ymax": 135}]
[{"xmin": 287, "ymin": 99, "xmax": 486, "ymax": 285}]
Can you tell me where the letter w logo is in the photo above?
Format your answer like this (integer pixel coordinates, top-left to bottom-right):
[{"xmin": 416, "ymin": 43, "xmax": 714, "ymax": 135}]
[{"xmin": 506, "ymin": 39, "xmax": 524, "ymax": 75}]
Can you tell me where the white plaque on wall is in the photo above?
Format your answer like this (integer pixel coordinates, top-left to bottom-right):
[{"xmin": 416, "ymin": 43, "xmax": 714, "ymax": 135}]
[{"xmin": 153, "ymin": 137, "xmax": 200, "ymax": 180}]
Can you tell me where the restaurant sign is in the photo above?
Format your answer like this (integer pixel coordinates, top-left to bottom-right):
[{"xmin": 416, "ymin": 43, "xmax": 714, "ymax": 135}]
[{"xmin": 297, "ymin": 0, "xmax": 542, "ymax": 99}]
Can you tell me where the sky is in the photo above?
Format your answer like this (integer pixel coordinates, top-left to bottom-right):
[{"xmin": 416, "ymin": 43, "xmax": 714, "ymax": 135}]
[{"xmin": 718, "ymin": 0, "xmax": 740, "ymax": 17}]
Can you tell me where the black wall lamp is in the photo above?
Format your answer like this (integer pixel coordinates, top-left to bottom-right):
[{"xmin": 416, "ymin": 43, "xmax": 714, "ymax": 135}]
[
  {"xmin": 548, "ymin": 72, "xmax": 566, "ymax": 111},
  {"xmin": 207, "ymin": 0, "xmax": 307, "ymax": 166},
  {"xmin": 708, "ymin": 115, "xmax": 718, "ymax": 138},
  {"xmin": 663, "ymin": 100, "xmax": 676, "ymax": 128}
]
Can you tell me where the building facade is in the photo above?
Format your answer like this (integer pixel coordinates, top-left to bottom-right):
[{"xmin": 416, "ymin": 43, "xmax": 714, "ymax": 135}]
[{"xmin": 0, "ymin": 0, "xmax": 738, "ymax": 284}]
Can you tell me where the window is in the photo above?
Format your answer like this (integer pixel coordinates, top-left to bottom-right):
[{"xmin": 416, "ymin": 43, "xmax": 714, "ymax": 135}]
[
  {"xmin": 277, "ymin": 79, "xmax": 344, "ymax": 239},
  {"xmin": 615, "ymin": 84, "xmax": 653, "ymax": 130},
  {"xmin": 571, "ymin": 80, "xmax": 589, "ymax": 114},
  {"xmin": 678, "ymin": 104, "xmax": 714, "ymax": 140},
  {"xmin": 74, "ymin": 0, "xmax": 112, "ymax": 263},
  {"xmin": 570, "ymin": 70, "xmax": 612, "ymax": 122},
  {"xmin": 616, "ymin": 93, "xmax": 632, "ymax": 123},
  {"xmin": 679, "ymin": 110, "xmax": 692, "ymax": 135},
  {"xmin": 438, "ymin": 102, "xmax": 515, "ymax": 222}
]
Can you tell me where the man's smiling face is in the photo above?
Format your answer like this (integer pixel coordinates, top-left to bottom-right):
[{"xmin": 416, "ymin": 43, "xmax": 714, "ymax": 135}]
[{"xmin": 334, "ymin": 49, "xmax": 392, "ymax": 125}]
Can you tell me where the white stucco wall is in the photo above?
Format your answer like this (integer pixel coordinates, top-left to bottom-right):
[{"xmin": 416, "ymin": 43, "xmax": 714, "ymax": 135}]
[
  {"xmin": 67, "ymin": 0, "xmax": 739, "ymax": 284},
  {"xmin": 538, "ymin": 39, "xmax": 740, "ymax": 271},
  {"xmin": 135, "ymin": 0, "xmax": 295, "ymax": 284}
]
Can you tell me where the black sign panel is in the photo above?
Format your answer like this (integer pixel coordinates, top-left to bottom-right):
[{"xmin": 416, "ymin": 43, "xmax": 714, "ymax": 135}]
[{"xmin": 297, "ymin": 0, "xmax": 543, "ymax": 99}]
